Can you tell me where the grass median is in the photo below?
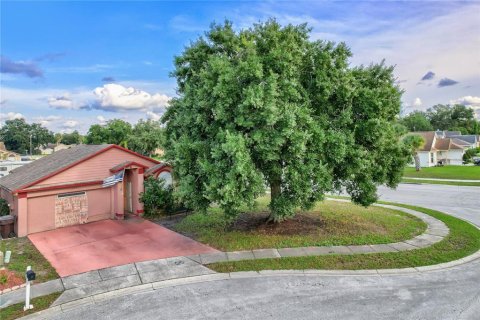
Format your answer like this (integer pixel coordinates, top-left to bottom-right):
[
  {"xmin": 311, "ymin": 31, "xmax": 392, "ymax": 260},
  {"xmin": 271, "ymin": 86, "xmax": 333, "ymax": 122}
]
[
  {"xmin": 0, "ymin": 292, "xmax": 61, "ymax": 320},
  {"xmin": 404, "ymin": 166, "xmax": 480, "ymax": 180},
  {"xmin": 171, "ymin": 197, "xmax": 426, "ymax": 251},
  {"xmin": 207, "ymin": 203, "xmax": 480, "ymax": 272}
]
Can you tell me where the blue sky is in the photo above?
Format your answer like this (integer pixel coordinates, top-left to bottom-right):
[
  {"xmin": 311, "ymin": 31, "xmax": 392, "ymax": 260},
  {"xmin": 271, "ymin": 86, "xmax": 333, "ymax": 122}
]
[{"xmin": 1, "ymin": 1, "xmax": 479, "ymax": 133}]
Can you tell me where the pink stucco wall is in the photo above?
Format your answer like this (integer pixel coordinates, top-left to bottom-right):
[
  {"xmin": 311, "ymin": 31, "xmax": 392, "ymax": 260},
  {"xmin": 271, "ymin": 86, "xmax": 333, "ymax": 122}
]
[
  {"xmin": 37, "ymin": 147, "xmax": 157, "ymax": 187},
  {"xmin": 7, "ymin": 146, "xmax": 160, "ymax": 236},
  {"xmin": 23, "ymin": 185, "xmax": 113, "ymax": 235}
]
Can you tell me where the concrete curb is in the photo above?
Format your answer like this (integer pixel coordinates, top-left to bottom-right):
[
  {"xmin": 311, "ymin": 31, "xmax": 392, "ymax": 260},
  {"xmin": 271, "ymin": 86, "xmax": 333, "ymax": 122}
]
[{"xmin": 17, "ymin": 248, "xmax": 480, "ymax": 319}]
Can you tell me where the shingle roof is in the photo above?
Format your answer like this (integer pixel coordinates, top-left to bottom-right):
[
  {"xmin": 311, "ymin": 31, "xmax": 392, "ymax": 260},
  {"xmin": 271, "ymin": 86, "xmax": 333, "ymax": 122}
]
[
  {"xmin": 0, "ymin": 144, "xmax": 112, "ymax": 192},
  {"xmin": 449, "ymin": 135, "xmax": 478, "ymax": 145},
  {"xmin": 145, "ymin": 163, "xmax": 169, "ymax": 176},
  {"xmin": 434, "ymin": 138, "xmax": 451, "ymax": 151}
]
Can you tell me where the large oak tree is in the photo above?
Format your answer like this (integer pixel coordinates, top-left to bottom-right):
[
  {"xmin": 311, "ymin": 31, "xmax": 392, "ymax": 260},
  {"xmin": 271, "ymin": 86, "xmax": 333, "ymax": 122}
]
[{"xmin": 163, "ymin": 20, "xmax": 411, "ymax": 222}]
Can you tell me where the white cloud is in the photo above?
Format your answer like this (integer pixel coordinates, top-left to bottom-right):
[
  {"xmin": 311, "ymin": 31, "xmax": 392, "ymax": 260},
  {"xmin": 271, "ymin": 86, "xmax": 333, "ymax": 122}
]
[
  {"xmin": 92, "ymin": 83, "xmax": 171, "ymax": 112},
  {"xmin": 0, "ymin": 112, "xmax": 24, "ymax": 121},
  {"xmin": 96, "ymin": 115, "xmax": 107, "ymax": 125},
  {"xmin": 450, "ymin": 96, "xmax": 480, "ymax": 119},
  {"xmin": 146, "ymin": 111, "xmax": 161, "ymax": 121},
  {"xmin": 48, "ymin": 95, "xmax": 75, "ymax": 109},
  {"xmin": 451, "ymin": 96, "xmax": 480, "ymax": 108},
  {"xmin": 62, "ymin": 120, "xmax": 79, "ymax": 128},
  {"xmin": 33, "ymin": 115, "xmax": 62, "ymax": 126},
  {"xmin": 413, "ymin": 98, "xmax": 422, "ymax": 107}
]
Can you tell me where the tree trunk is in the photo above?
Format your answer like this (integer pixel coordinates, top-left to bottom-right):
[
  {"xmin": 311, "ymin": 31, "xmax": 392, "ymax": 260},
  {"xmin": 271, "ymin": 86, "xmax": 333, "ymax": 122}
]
[
  {"xmin": 269, "ymin": 178, "xmax": 281, "ymax": 222},
  {"xmin": 414, "ymin": 152, "xmax": 421, "ymax": 171}
]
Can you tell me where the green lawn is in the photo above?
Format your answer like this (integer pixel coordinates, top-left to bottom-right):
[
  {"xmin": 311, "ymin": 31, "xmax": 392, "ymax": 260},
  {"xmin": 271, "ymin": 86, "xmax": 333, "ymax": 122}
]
[
  {"xmin": 404, "ymin": 166, "xmax": 480, "ymax": 180},
  {"xmin": 208, "ymin": 203, "xmax": 480, "ymax": 272},
  {"xmin": 402, "ymin": 178, "xmax": 480, "ymax": 187},
  {"xmin": 173, "ymin": 197, "xmax": 426, "ymax": 251},
  {"xmin": 0, "ymin": 292, "xmax": 61, "ymax": 320},
  {"xmin": 0, "ymin": 237, "xmax": 58, "ymax": 284}
]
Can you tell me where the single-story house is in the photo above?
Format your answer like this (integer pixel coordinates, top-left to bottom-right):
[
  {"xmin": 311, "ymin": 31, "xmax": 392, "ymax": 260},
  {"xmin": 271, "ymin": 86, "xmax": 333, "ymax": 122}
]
[
  {"xmin": 407, "ymin": 131, "xmax": 476, "ymax": 167},
  {"xmin": 0, "ymin": 144, "xmax": 172, "ymax": 237}
]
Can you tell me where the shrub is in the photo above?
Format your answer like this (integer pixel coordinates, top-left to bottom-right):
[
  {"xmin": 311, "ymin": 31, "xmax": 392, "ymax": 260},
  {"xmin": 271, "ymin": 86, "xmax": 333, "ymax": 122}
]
[
  {"xmin": 463, "ymin": 147, "xmax": 480, "ymax": 163},
  {"xmin": 0, "ymin": 198, "xmax": 9, "ymax": 216},
  {"xmin": 140, "ymin": 177, "xmax": 184, "ymax": 217}
]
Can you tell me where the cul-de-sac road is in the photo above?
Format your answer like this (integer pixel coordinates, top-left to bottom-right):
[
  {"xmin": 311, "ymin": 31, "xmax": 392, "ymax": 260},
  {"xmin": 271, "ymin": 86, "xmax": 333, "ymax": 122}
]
[{"xmin": 34, "ymin": 184, "xmax": 480, "ymax": 320}]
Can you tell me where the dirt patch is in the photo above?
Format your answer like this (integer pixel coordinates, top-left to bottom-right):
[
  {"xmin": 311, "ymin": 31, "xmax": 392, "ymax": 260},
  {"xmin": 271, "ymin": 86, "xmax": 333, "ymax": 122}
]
[
  {"xmin": 0, "ymin": 269, "xmax": 24, "ymax": 291},
  {"xmin": 231, "ymin": 212, "xmax": 326, "ymax": 236}
]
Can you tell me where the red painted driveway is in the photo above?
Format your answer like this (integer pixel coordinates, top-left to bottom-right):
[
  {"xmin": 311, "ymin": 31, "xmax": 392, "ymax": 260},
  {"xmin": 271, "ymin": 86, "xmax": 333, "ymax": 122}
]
[{"xmin": 28, "ymin": 219, "xmax": 218, "ymax": 277}]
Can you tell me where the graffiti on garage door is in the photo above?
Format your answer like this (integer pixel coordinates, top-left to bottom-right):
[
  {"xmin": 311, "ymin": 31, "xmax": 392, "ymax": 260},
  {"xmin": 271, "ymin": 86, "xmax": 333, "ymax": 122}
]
[{"xmin": 55, "ymin": 191, "xmax": 88, "ymax": 228}]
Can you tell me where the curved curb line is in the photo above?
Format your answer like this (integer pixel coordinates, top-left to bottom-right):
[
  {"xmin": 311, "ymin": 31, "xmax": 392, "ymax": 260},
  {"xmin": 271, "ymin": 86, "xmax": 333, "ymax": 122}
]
[
  {"xmin": 191, "ymin": 200, "xmax": 450, "ymax": 265},
  {"xmin": 18, "ymin": 248, "xmax": 480, "ymax": 320}
]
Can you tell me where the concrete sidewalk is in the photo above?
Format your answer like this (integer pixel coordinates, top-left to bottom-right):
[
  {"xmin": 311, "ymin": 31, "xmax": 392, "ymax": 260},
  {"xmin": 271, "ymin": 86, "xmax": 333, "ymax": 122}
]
[{"xmin": 0, "ymin": 256, "xmax": 214, "ymax": 309}]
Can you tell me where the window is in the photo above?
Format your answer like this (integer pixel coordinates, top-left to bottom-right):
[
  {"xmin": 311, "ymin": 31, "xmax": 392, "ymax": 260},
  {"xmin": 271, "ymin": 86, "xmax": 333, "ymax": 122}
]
[
  {"xmin": 57, "ymin": 191, "xmax": 86, "ymax": 198},
  {"xmin": 0, "ymin": 167, "xmax": 7, "ymax": 171},
  {"xmin": 158, "ymin": 171, "xmax": 173, "ymax": 188},
  {"xmin": 430, "ymin": 153, "xmax": 434, "ymax": 163}
]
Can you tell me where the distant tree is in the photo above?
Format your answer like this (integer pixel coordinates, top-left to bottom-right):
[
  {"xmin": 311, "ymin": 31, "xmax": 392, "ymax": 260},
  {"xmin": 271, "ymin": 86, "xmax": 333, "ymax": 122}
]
[
  {"xmin": 163, "ymin": 20, "xmax": 411, "ymax": 222},
  {"xmin": 54, "ymin": 132, "xmax": 63, "ymax": 144},
  {"xmin": 0, "ymin": 119, "xmax": 54, "ymax": 154},
  {"xmin": 426, "ymin": 104, "xmax": 479, "ymax": 134},
  {"xmin": 426, "ymin": 104, "xmax": 454, "ymax": 130},
  {"xmin": 84, "ymin": 124, "xmax": 106, "ymax": 144},
  {"xmin": 403, "ymin": 134, "xmax": 425, "ymax": 171},
  {"xmin": 61, "ymin": 130, "xmax": 83, "ymax": 145},
  {"xmin": 399, "ymin": 111, "xmax": 433, "ymax": 131},
  {"xmin": 85, "ymin": 120, "xmax": 132, "ymax": 146},
  {"xmin": 127, "ymin": 120, "xmax": 165, "ymax": 157},
  {"xmin": 107, "ymin": 119, "xmax": 132, "ymax": 147}
]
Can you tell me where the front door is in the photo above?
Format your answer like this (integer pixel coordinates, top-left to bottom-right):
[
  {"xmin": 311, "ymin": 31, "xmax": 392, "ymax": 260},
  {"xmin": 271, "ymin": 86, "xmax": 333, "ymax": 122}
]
[{"xmin": 124, "ymin": 170, "xmax": 133, "ymax": 214}]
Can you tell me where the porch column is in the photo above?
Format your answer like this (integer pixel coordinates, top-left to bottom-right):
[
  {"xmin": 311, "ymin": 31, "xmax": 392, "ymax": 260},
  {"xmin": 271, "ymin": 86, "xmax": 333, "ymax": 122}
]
[
  {"xmin": 17, "ymin": 193, "xmax": 28, "ymax": 237},
  {"xmin": 135, "ymin": 168, "xmax": 145, "ymax": 215}
]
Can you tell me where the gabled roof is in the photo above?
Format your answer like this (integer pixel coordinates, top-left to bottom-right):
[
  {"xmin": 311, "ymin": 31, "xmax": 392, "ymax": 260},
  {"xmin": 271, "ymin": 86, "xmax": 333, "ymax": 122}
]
[
  {"xmin": 0, "ymin": 144, "xmax": 112, "ymax": 192},
  {"xmin": 145, "ymin": 163, "xmax": 170, "ymax": 176},
  {"xmin": 110, "ymin": 161, "xmax": 150, "ymax": 173}
]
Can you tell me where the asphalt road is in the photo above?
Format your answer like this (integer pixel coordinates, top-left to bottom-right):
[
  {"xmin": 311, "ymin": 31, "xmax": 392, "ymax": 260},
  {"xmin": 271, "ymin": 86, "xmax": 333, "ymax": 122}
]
[
  {"xmin": 377, "ymin": 183, "xmax": 479, "ymax": 226},
  {"xmin": 39, "ymin": 184, "xmax": 480, "ymax": 320}
]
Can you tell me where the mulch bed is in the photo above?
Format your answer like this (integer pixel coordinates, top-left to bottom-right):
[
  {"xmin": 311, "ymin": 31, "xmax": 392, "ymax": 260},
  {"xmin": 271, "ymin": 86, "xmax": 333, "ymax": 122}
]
[
  {"xmin": 0, "ymin": 268, "xmax": 24, "ymax": 291},
  {"xmin": 231, "ymin": 212, "xmax": 326, "ymax": 236}
]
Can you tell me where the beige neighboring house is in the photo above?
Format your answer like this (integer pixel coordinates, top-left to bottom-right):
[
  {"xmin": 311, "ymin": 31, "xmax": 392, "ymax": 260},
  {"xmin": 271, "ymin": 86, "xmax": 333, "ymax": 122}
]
[
  {"xmin": 0, "ymin": 142, "xmax": 21, "ymax": 161},
  {"xmin": 40, "ymin": 143, "xmax": 74, "ymax": 155},
  {"xmin": 408, "ymin": 131, "xmax": 477, "ymax": 167}
]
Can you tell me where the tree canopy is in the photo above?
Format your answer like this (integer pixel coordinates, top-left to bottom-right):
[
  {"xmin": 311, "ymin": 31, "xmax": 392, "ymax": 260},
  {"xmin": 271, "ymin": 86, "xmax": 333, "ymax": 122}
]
[
  {"xmin": 163, "ymin": 20, "xmax": 411, "ymax": 222},
  {"xmin": 84, "ymin": 119, "xmax": 164, "ymax": 156},
  {"xmin": 84, "ymin": 119, "xmax": 132, "ymax": 146},
  {"xmin": 400, "ymin": 104, "xmax": 479, "ymax": 134},
  {"xmin": 58, "ymin": 130, "xmax": 83, "ymax": 145},
  {"xmin": 127, "ymin": 119, "xmax": 165, "ymax": 157},
  {"xmin": 399, "ymin": 111, "xmax": 433, "ymax": 132},
  {"xmin": 0, "ymin": 118, "xmax": 54, "ymax": 154}
]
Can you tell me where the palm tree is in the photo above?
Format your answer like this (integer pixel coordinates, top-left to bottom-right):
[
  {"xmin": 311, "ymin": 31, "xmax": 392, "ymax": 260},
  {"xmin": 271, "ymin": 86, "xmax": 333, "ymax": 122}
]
[{"xmin": 403, "ymin": 134, "xmax": 426, "ymax": 171}]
